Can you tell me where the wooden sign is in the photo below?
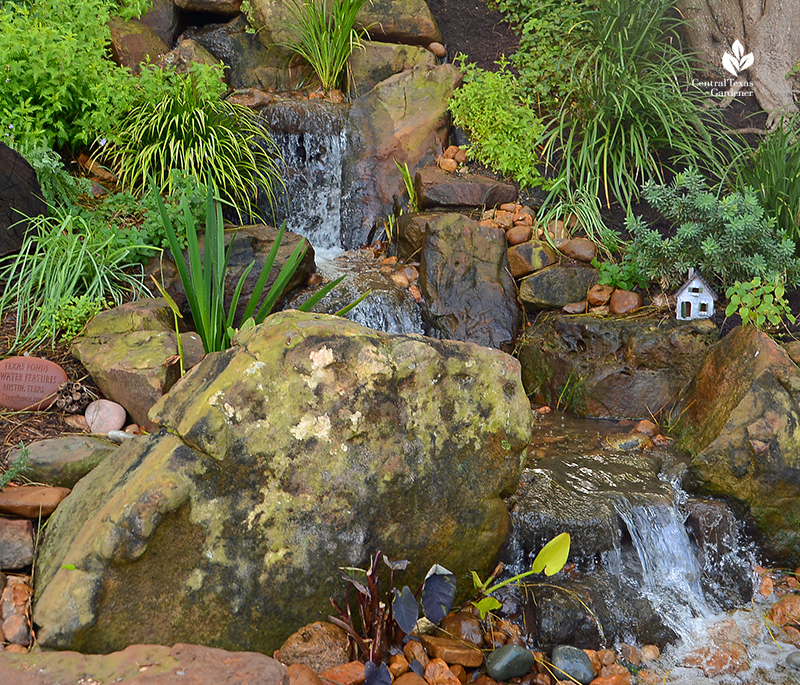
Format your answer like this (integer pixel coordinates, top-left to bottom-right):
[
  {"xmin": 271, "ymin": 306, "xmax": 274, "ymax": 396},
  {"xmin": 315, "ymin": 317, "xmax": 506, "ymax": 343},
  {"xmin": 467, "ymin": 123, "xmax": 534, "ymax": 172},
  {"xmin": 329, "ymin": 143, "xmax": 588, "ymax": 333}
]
[{"xmin": 0, "ymin": 357, "xmax": 67, "ymax": 411}]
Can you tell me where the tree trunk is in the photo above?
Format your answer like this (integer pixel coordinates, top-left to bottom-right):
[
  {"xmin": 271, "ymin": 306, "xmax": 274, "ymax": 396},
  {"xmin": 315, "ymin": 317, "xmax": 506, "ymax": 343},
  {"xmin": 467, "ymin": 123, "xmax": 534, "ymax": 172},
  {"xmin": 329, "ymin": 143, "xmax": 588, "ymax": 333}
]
[{"xmin": 677, "ymin": 0, "xmax": 800, "ymax": 125}]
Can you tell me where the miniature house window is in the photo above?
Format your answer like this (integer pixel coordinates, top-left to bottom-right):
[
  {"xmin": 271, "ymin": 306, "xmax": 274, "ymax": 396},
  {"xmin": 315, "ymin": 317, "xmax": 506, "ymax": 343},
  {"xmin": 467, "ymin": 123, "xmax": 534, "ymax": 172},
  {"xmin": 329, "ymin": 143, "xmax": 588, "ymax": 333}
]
[
  {"xmin": 699, "ymin": 302, "xmax": 708, "ymax": 314},
  {"xmin": 689, "ymin": 286, "xmax": 702, "ymax": 294}
]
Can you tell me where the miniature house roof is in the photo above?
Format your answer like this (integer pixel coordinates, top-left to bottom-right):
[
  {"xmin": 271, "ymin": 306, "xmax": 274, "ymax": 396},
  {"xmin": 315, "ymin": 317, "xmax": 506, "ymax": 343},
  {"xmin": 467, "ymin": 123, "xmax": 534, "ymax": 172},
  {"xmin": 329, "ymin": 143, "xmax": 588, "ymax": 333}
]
[{"xmin": 675, "ymin": 268, "xmax": 718, "ymax": 301}]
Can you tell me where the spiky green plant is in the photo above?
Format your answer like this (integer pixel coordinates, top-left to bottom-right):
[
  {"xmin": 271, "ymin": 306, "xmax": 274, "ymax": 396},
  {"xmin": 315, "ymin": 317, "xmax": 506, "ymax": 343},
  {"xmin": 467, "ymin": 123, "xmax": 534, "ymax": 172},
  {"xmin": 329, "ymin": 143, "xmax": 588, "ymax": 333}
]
[
  {"xmin": 279, "ymin": 0, "xmax": 368, "ymax": 92},
  {"xmin": 102, "ymin": 67, "xmax": 283, "ymax": 220}
]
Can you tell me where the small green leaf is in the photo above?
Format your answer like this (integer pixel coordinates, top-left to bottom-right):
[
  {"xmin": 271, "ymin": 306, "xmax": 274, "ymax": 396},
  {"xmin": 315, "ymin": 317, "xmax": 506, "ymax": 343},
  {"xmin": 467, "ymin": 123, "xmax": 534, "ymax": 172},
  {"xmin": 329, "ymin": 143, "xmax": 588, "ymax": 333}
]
[
  {"xmin": 472, "ymin": 596, "xmax": 502, "ymax": 620},
  {"xmin": 61, "ymin": 563, "xmax": 76, "ymax": 570},
  {"xmin": 531, "ymin": 532, "xmax": 571, "ymax": 576}
]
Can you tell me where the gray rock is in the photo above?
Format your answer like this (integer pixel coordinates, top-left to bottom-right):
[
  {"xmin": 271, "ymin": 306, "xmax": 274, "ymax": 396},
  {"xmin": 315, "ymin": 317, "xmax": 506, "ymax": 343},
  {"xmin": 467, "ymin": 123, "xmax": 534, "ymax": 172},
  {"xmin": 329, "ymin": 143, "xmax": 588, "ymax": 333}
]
[
  {"xmin": 485, "ymin": 644, "xmax": 536, "ymax": 681},
  {"xmin": 349, "ymin": 41, "xmax": 436, "ymax": 95},
  {"xmin": 33, "ymin": 311, "xmax": 532, "ymax": 655},
  {"xmin": 518, "ymin": 265, "xmax": 598, "ymax": 311},
  {"xmin": 0, "ymin": 519, "xmax": 34, "ymax": 571},
  {"xmin": 550, "ymin": 645, "xmax": 595, "ymax": 685},
  {"xmin": 787, "ymin": 650, "xmax": 800, "ymax": 670},
  {"xmin": 7, "ymin": 436, "xmax": 116, "ymax": 488}
]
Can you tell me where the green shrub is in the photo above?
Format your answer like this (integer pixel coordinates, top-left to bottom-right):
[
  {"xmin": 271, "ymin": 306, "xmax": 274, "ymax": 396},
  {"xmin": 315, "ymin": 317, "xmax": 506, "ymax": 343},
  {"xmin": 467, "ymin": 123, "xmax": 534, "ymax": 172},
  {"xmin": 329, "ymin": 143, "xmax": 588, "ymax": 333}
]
[
  {"xmin": 538, "ymin": 0, "xmax": 736, "ymax": 209},
  {"xmin": 448, "ymin": 57, "xmax": 545, "ymax": 190},
  {"xmin": 11, "ymin": 142, "xmax": 93, "ymax": 207},
  {"xmin": 625, "ymin": 169, "xmax": 800, "ymax": 290},
  {"xmin": 591, "ymin": 256, "xmax": 649, "ymax": 291},
  {"xmin": 725, "ymin": 275, "xmax": 796, "ymax": 330},
  {"xmin": 0, "ymin": 211, "xmax": 155, "ymax": 351},
  {"xmin": 100, "ymin": 66, "xmax": 283, "ymax": 220},
  {"xmin": 731, "ymin": 115, "xmax": 800, "ymax": 249},
  {"xmin": 0, "ymin": 0, "xmax": 147, "ymax": 149},
  {"xmin": 274, "ymin": 0, "xmax": 368, "ymax": 93}
]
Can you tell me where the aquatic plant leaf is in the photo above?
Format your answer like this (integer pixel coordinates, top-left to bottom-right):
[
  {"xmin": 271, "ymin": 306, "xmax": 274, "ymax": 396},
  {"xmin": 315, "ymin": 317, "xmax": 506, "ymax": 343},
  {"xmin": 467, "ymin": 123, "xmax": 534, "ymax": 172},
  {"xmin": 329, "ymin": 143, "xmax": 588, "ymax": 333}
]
[
  {"xmin": 410, "ymin": 659, "xmax": 425, "ymax": 677},
  {"xmin": 472, "ymin": 596, "xmax": 502, "ymax": 620},
  {"xmin": 531, "ymin": 532, "xmax": 571, "ymax": 576},
  {"xmin": 365, "ymin": 661, "xmax": 392, "ymax": 685},
  {"xmin": 392, "ymin": 585, "xmax": 419, "ymax": 634},
  {"xmin": 340, "ymin": 566, "xmax": 370, "ymax": 597},
  {"xmin": 421, "ymin": 564, "xmax": 456, "ymax": 624},
  {"xmin": 383, "ymin": 555, "xmax": 410, "ymax": 571}
]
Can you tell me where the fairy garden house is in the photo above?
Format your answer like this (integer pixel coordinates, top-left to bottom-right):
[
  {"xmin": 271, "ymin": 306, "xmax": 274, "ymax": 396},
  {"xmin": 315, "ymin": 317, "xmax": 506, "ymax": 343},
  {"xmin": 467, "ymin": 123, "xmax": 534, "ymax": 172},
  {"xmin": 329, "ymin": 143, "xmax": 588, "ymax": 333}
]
[{"xmin": 676, "ymin": 268, "xmax": 717, "ymax": 320}]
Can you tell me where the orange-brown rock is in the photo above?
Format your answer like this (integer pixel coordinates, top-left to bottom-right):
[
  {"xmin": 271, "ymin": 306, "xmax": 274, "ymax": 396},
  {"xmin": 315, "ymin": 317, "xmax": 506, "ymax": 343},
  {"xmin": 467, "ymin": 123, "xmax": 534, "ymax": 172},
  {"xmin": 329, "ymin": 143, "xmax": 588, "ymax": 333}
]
[
  {"xmin": 450, "ymin": 664, "xmax": 467, "ymax": 683},
  {"xmin": 319, "ymin": 660, "xmax": 366, "ymax": 685},
  {"xmin": 495, "ymin": 212, "xmax": 514, "ymax": 230},
  {"xmin": 428, "ymin": 42, "xmax": 447, "ymax": 58},
  {"xmin": 682, "ymin": 643, "xmax": 749, "ymax": 677},
  {"xmin": 618, "ymin": 644, "xmax": 639, "ymax": 666},
  {"xmin": 275, "ymin": 621, "xmax": 350, "ymax": 673},
  {"xmin": 559, "ymin": 237, "xmax": 597, "ymax": 263},
  {"xmin": 600, "ymin": 663, "xmax": 629, "ymax": 676},
  {"xmin": 395, "ymin": 672, "xmax": 430, "ymax": 685},
  {"xmin": 633, "ymin": 420, "xmax": 659, "ymax": 436},
  {"xmin": 513, "ymin": 212, "xmax": 533, "ymax": 226},
  {"xmin": 421, "ymin": 635, "xmax": 484, "ymax": 668},
  {"xmin": 759, "ymin": 575, "xmax": 774, "ymax": 597},
  {"xmin": 439, "ymin": 612, "xmax": 483, "ymax": 647},
  {"xmin": 583, "ymin": 649, "xmax": 601, "ymax": 675},
  {"xmin": 562, "ymin": 301, "xmax": 587, "ymax": 314},
  {"xmin": 587, "ymin": 284, "xmax": 614, "ymax": 306},
  {"xmin": 597, "ymin": 650, "xmax": 614, "ymax": 666},
  {"xmin": 532, "ymin": 673, "xmax": 553, "ymax": 685},
  {"xmin": 438, "ymin": 157, "xmax": 458, "ymax": 173},
  {"xmin": 507, "ymin": 241, "xmax": 558, "ymax": 279},
  {"xmin": 288, "ymin": 662, "xmax": 324, "ymax": 685},
  {"xmin": 507, "ymin": 224, "xmax": 533, "ymax": 245},
  {"xmin": 404, "ymin": 640, "xmax": 430, "ymax": 669},
  {"xmin": 636, "ymin": 669, "xmax": 662, "ymax": 684},
  {"xmin": 639, "ymin": 645, "xmax": 660, "ymax": 662},
  {"xmin": 609, "ymin": 289, "xmax": 643, "ymax": 315},
  {"xmin": 424, "ymin": 657, "xmax": 461, "ymax": 685},
  {"xmin": 389, "ymin": 653, "xmax": 411, "ymax": 678},
  {"xmin": 500, "ymin": 203, "xmax": 520, "ymax": 213},
  {"xmin": 768, "ymin": 594, "xmax": 800, "ymax": 626},
  {"xmin": 443, "ymin": 145, "xmax": 461, "ymax": 159},
  {"xmin": 589, "ymin": 675, "xmax": 630, "ymax": 685},
  {"xmin": 0, "ymin": 486, "xmax": 71, "ymax": 518}
]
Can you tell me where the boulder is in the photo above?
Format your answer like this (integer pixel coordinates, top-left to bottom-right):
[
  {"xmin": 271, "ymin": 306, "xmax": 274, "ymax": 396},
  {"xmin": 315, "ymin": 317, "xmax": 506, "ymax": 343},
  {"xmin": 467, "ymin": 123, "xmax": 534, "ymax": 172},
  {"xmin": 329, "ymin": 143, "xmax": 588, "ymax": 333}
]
[
  {"xmin": 156, "ymin": 39, "xmax": 222, "ymax": 74},
  {"xmin": 0, "ymin": 143, "xmax": 47, "ymax": 257},
  {"xmin": 140, "ymin": 0, "xmax": 181, "ymax": 45},
  {"xmin": 356, "ymin": 0, "xmax": 442, "ymax": 44},
  {"xmin": 71, "ymin": 299, "xmax": 186, "ymax": 432},
  {"xmin": 676, "ymin": 325, "xmax": 800, "ymax": 565},
  {"xmin": 517, "ymin": 314, "xmax": 719, "ymax": 419},
  {"xmin": 417, "ymin": 213, "xmax": 519, "ymax": 350},
  {"xmin": 108, "ymin": 17, "xmax": 169, "ymax": 75},
  {"xmin": 175, "ymin": 0, "xmax": 242, "ymax": 14},
  {"xmin": 0, "ymin": 643, "xmax": 289, "ymax": 685},
  {"xmin": 415, "ymin": 166, "xmax": 516, "ymax": 210},
  {"xmin": 349, "ymin": 41, "xmax": 436, "ymax": 95},
  {"xmin": 34, "ymin": 311, "xmax": 532, "ymax": 654},
  {"xmin": 6, "ymin": 436, "xmax": 117, "ymax": 488},
  {"xmin": 518, "ymin": 266, "xmax": 598, "ymax": 312}
]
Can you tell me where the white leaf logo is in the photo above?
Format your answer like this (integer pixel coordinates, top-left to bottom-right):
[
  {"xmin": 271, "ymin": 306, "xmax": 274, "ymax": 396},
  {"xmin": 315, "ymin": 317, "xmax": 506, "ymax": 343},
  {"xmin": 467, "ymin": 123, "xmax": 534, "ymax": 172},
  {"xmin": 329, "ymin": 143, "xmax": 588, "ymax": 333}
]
[{"xmin": 723, "ymin": 40, "xmax": 754, "ymax": 76}]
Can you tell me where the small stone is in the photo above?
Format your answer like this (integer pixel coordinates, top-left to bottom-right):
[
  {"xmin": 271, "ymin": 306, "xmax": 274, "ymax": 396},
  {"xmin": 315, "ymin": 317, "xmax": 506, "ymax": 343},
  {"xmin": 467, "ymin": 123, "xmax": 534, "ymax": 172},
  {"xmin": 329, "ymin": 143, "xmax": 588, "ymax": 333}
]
[
  {"xmin": 759, "ymin": 575, "xmax": 774, "ymax": 597},
  {"xmin": 479, "ymin": 219, "xmax": 499, "ymax": 229},
  {"xmin": 328, "ymin": 90, "xmax": 345, "ymax": 104},
  {"xmin": 500, "ymin": 203, "xmax": 519, "ymax": 213},
  {"xmin": 682, "ymin": 643, "xmax": 749, "ymax": 677},
  {"xmin": 399, "ymin": 265, "xmax": 419, "ymax": 282},
  {"xmin": 85, "ymin": 399, "xmax": 127, "ymax": 434},
  {"xmin": 408, "ymin": 285, "xmax": 423, "ymax": 303},
  {"xmin": 633, "ymin": 420, "xmax": 659, "ymax": 436},
  {"xmin": 0, "ymin": 519, "xmax": 34, "ymax": 570},
  {"xmin": 0, "ymin": 356, "xmax": 67, "ymax": 410},
  {"xmin": 536, "ymin": 406, "xmax": 552, "ymax": 414},
  {"xmin": 2, "ymin": 613, "xmax": 31, "ymax": 646},
  {"xmin": 421, "ymin": 635, "xmax": 483, "ymax": 668},
  {"xmin": 507, "ymin": 224, "xmax": 533, "ymax": 245},
  {"xmin": 768, "ymin": 594, "xmax": 800, "ymax": 626},
  {"xmin": 443, "ymin": 145, "xmax": 461, "ymax": 159},
  {"xmin": 587, "ymin": 284, "xmax": 614, "ymax": 306},
  {"xmin": 0, "ymin": 485, "xmax": 71, "ymax": 518},
  {"xmin": 472, "ymin": 677, "xmax": 498, "ymax": 685},
  {"xmin": 288, "ymin": 663, "xmax": 324, "ymax": 685},
  {"xmin": 495, "ymin": 212, "xmax": 514, "ymax": 230},
  {"xmin": 438, "ymin": 157, "xmax": 458, "ymax": 173},
  {"xmin": 618, "ymin": 643, "xmax": 639, "ymax": 666},
  {"xmin": 449, "ymin": 664, "xmax": 467, "ymax": 683},
  {"xmin": 319, "ymin": 660, "xmax": 366, "ymax": 685},
  {"xmin": 308, "ymin": 273, "xmax": 324, "ymax": 287},
  {"xmin": 562, "ymin": 301, "xmax": 586, "ymax": 314},
  {"xmin": 583, "ymin": 649, "xmax": 600, "ymax": 675},
  {"xmin": 636, "ymin": 669, "xmax": 662, "ymax": 684},
  {"xmin": 390, "ymin": 653, "xmax": 411, "ymax": 678},
  {"xmin": 546, "ymin": 219, "xmax": 567, "ymax": 241},
  {"xmin": 425, "ymin": 657, "xmax": 461, "ymax": 685},
  {"xmin": 485, "ymin": 644, "xmax": 536, "ymax": 681},
  {"xmin": 507, "ymin": 241, "xmax": 558, "ymax": 279},
  {"xmin": 428, "ymin": 42, "xmax": 447, "ymax": 58},
  {"xmin": 4, "ymin": 643, "xmax": 27, "ymax": 653},
  {"xmin": 609, "ymin": 289, "xmax": 643, "ymax": 315},
  {"xmin": 276, "ymin": 621, "xmax": 350, "ymax": 673},
  {"xmin": 598, "ymin": 650, "xmax": 615, "ymax": 666},
  {"xmin": 391, "ymin": 273, "xmax": 410, "ymax": 288},
  {"xmin": 439, "ymin": 611, "xmax": 483, "ymax": 647},
  {"xmin": 640, "ymin": 645, "xmax": 660, "ymax": 662},
  {"xmin": 453, "ymin": 148, "xmax": 467, "ymax": 164},
  {"xmin": 550, "ymin": 645, "xmax": 594, "ymax": 685},
  {"xmin": 513, "ymin": 212, "xmax": 533, "ymax": 226},
  {"xmin": 599, "ymin": 663, "xmax": 629, "ymax": 676},
  {"xmin": 590, "ymin": 305, "xmax": 610, "ymax": 315},
  {"xmin": 786, "ymin": 650, "xmax": 800, "ymax": 670},
  {"xmin": 63, "ymin": 415, "xmax": 89, "ymax": 430},
  {"xmin": 395, "ymin": 673, "xmax": 429, "ymax": 685},
  {"xmin": 483, "ymin": 632, "xmax": 505, "ymax": 649},
  {"xmin": 404, "ymin": 640, "xmax": 430, "ymax": 670},
  {"xmin": 589, "ymin": 676, "xmax": 630, "ymax": 685},
  {"xmin": 559, "ymin": 237, "xmax": 596, "ymax": 263}
]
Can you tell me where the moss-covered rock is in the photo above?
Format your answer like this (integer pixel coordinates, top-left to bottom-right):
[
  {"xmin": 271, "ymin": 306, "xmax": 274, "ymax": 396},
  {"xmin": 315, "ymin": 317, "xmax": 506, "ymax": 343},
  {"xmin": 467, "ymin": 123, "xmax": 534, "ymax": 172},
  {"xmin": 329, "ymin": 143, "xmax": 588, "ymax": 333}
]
[{"xmin": 34, "ymin": 311, "xmax": 532, "ymax": 654}]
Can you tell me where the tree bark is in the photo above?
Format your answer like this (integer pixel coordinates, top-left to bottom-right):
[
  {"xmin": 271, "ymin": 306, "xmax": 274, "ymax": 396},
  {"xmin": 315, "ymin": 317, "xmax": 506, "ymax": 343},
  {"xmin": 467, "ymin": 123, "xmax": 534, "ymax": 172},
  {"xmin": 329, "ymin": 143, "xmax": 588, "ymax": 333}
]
[{"xmin": 677, "ymin": 0, "xmax": 800, "ymax": 124}]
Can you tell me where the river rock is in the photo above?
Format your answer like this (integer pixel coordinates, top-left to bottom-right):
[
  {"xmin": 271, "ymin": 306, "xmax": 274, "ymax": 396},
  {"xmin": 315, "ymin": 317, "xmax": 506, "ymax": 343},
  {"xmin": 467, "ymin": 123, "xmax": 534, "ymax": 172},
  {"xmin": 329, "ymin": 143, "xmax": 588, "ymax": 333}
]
[
  {"xmin": 288, "ymin": 663, "xmax": 325, "ymax": 685},
  {"xmin": 485, "ymin": 644, "xmax": 535, "ymax": 681},
  {"xmin": 108, "ymin": 17, "xmax": 169, "ymax": 75},
  {"xmin": 507, "ymin": 241, "xmax": 558, "ymax": 279},
  {"xmin": 518, "ymin": 266, "xmax": 598, "ymax": 311},
  {"xmin": 275, "ymin": 622, "xmax": 349, "ymax": 673},
  {"xmin": 550, "ymin": 645, "xmax": 595, "ymax": 685},
  {"xmin": 0, "ymin": 519, "xmax": 34, "ymax": 570},
  {"xmin": 559, "ymin": 238, "xmax": 596, "ymax": 263},
  {"xmin": 439, "ymin": 612, "xmax": 483, "ymax": 647},
  {"xmin": 677, "ymin": 325, "xmax": 800, "ymax": 564},
  {"xmin": 506, "ymin": 224, "xmax": 533, "ymax": 245},
  {"xmin": 420, "ymin": 635, "xmax": 483, "ymax": 668},
  {"xmin": 320, "ymin": 661, "xmax": 366, "ymax": 685},
  {"xmin": 609, "ymin": 289, "xmax": 643, "ymax": 315},
  {"xmin": 33, "ymin": 311, "xmax": 532, "ymax": 654},
  {"xmin": 415, "ymin": 166, "xmax": 516, "ymax": 210},
  {"xmin": 0, "ymin": 643, "xmax": 289, "ymax": 685},
  {"xmin": 416, "ymin": 213, "xmax": 519, "ymax": 350},
  {"xmin": 517, "ymin": 314, "xmax": 719, "ymax": 419},
  {"xmin": 587, "ymin": 284, "xmax": 614, "ymax": 306},
  {"xmin": 85, "ymin": 399, "xmax": 127, "ymax": 434},
  {"xmin": 349, "ymin": 41, "xmax": 436, "ymax": 95},
  {"xmin": 0, "ymin": 486, "xmax": 71, "ymax": 519}
]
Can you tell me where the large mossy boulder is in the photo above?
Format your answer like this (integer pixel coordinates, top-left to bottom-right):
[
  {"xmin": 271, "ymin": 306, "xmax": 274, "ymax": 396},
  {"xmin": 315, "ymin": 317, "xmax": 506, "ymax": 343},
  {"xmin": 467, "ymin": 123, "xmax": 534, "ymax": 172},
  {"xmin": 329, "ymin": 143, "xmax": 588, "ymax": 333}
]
[
  {"xmin": 675, "ymin": 325, "xmax": 800, "ymax": 565},
  {"xmin": 517, "ymin": 314, "xmax": 719, "ymax": 418},
  {"xmin": 34, "ymin": 311, "xmax": 532, "ymax": 654}
]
